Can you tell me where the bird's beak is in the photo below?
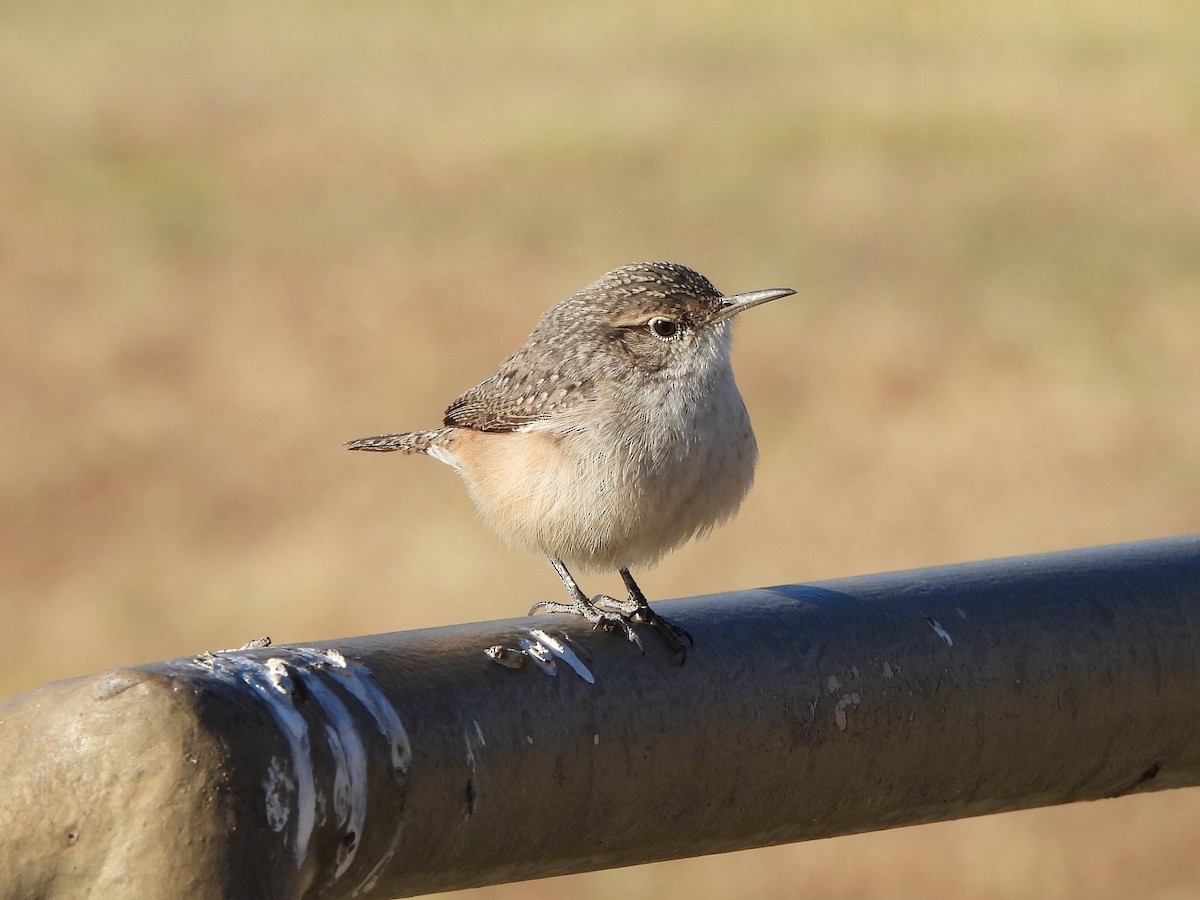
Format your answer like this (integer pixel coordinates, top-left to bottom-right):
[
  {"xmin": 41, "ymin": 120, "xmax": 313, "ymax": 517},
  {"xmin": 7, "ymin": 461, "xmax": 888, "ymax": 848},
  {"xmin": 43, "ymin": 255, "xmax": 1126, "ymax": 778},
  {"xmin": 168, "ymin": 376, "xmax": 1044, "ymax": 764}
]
[{"xmin": 709, "ymin": 287, "xmax": 796, "ymax": 324}]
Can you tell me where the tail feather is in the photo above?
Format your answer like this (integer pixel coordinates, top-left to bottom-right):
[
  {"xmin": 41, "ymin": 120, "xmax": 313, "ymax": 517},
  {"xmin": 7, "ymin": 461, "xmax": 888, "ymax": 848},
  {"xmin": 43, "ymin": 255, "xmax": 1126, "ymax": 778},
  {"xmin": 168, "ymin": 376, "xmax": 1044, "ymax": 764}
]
[{"xmin": 344, "ymin": 429, "xmax": 448, "ymax": 453}]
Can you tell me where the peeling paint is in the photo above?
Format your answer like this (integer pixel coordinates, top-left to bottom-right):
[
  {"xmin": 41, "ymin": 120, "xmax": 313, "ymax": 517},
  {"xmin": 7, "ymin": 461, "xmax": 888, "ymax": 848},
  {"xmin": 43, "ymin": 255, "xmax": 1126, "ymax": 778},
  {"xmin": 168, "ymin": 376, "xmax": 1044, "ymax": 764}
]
[
  {"xmin": 483, "ymin": 646, "xmax": 527, "ymax": 669},
  {"xmin": 834, "ymin": 692, "xmax": 862, "ymax": 731}
]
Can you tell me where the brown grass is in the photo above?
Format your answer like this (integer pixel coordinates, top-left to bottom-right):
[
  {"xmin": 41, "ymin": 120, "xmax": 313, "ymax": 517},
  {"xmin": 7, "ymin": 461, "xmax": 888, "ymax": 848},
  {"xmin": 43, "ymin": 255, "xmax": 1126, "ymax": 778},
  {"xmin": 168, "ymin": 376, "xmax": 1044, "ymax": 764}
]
[{"xmin": 3, "ymin": 1, "xmax": 1199, "ymax": 897}]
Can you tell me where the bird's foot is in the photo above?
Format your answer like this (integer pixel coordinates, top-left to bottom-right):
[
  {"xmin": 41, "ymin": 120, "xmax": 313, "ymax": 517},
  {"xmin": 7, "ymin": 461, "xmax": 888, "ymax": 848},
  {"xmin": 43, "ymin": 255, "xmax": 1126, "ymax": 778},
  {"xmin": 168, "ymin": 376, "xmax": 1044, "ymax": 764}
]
[
  {"xmin": 593, "ymin": 596, "xmax": 694, "ymax": 663},
  {"xmin": 528, "ymin": 597, "xmax": 644, "ymax": 652}
]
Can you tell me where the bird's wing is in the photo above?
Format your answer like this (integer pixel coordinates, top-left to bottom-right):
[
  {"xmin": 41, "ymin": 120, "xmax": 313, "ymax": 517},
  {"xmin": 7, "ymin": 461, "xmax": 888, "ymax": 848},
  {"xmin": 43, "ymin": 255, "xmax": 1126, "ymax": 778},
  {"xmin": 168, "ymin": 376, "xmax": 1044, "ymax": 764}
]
[{"xmin": 443, "ymin": 360, "xmax": 594, "ymax": 433}]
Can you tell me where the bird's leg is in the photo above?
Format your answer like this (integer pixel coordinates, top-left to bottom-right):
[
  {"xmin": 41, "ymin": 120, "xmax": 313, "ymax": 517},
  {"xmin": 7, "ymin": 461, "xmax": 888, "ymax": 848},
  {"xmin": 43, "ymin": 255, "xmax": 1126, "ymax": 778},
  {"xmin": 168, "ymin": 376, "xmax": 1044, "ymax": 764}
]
[
  {"xmin": 530, "ymin": 558, "xmax": 644, "ymax": 651},
  {"xmin": 592, "ymin": 569, "xmax": 694, "ymax": 662}
]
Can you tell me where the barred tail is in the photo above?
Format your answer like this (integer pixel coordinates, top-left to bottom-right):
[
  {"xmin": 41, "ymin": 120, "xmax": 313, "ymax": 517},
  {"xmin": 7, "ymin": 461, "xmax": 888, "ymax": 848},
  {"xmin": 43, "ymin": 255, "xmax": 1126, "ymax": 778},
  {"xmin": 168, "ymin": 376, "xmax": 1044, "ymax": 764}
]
[{"xmin": 344, "ymin": 428, "xmax": 450, "ymax": 453}]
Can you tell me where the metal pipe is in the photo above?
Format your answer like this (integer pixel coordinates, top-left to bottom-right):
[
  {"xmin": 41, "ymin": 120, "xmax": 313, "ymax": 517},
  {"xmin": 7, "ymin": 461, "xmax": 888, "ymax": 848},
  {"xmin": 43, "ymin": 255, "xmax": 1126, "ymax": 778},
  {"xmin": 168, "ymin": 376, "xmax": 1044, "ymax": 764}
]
[{"xmin": 2, "ymin": 535, "xmax": 1199, "ymax": 898}]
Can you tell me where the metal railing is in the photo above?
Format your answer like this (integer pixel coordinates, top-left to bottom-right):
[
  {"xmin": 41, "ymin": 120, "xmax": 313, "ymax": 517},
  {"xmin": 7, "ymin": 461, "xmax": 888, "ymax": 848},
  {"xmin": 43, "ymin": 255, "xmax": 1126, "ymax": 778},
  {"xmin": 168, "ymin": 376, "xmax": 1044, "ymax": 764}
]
[{"xmin": 2, "ymin": 535, "xmax": 1198, "ymax": 899}]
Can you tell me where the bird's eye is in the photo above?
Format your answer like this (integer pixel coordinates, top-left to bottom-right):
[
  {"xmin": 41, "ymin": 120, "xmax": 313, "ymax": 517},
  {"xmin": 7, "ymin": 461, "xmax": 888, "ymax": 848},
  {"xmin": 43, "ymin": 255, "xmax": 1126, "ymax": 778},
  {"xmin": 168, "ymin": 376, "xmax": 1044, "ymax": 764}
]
[{"xmin": 649, "ymin": 317, "xmax": 678, "ymax": 339}]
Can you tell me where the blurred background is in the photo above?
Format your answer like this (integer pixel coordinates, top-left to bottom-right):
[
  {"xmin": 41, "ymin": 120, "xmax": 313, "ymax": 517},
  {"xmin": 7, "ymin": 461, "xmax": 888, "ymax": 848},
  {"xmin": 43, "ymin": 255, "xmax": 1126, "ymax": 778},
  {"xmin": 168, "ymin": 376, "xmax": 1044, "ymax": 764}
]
[{"xmin": 3, "ymin": 0, "xmax": 1199, "ymax": 896}]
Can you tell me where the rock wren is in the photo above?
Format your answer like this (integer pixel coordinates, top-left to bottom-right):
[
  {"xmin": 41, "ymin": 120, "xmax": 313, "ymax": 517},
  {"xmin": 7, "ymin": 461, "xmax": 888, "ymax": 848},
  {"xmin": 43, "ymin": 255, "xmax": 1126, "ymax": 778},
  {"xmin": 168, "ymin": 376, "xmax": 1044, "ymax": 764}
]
[{"xmin": 347, "ymin": 261, "xmax": 794, "ymax": 661}]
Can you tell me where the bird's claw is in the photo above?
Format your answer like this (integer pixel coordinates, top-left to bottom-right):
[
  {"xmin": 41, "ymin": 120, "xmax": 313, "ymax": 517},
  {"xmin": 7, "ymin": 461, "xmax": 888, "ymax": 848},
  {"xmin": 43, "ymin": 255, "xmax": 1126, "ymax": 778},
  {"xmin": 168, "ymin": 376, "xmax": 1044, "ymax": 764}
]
[
  {"xmin": 528, "ymin": 597, "xmax": 644, "ymax": 652},
  {"xmin": 636, "ymin": 607, "xmax": 694, "ymax": 662},
  {"xmin": 593, "ymin": 595, "xmax": 693, "ymax": 663},
  {"xmin": 529, "ymin": 594, "xmax": 692, "ymax": 663}
]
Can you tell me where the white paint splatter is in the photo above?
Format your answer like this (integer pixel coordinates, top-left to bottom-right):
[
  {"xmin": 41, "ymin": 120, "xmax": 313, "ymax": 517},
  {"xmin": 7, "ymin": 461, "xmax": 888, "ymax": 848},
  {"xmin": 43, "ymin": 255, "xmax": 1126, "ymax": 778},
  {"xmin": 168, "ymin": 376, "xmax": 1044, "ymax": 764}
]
[
  {"xmin": 183, "ymin": 645, "xmax": 411, "ymax": 891},
  {"xmin": 285, "ymin": 649, "xmax": 411, "ymax": 896},
  {"xmin": 463, "ymin": 720, "xmax": 486, "ymax": 818},
  {"xmin": 195, "ymin": 652, "xmax": 317, "ymax": 868},
  {"xmin": 292, "ymin": 649, "xmax": 412, "ymax": 777},
  {"xmin": 295, "ymin": 672, "xmax": 367, "ymax": 880},
  {"xmin": 485, "ymin": 629, "xmax": 595, "ymax": 683},
  {"xmin": 264, "ymin": 757, "xmax": 294, "ymax": 831},
  {"xmin": 519, "ymin": 636, "xmax": 558, "ymax": 675},
  {"xmin": 527, "ymin": 629, "xmax": 594, "ymax": 683},
  {"xmin": 925, "ymin": 617, "xmax": 955, "ymax": 647}
]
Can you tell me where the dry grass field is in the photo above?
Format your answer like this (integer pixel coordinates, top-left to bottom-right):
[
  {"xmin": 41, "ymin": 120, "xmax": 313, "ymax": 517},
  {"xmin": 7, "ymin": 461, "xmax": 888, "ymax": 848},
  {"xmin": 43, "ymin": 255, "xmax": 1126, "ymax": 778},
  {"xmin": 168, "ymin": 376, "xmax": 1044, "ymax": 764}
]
[{"xmin": 3, "ymin": 1, "xmax": 1199, "ymax": 897}]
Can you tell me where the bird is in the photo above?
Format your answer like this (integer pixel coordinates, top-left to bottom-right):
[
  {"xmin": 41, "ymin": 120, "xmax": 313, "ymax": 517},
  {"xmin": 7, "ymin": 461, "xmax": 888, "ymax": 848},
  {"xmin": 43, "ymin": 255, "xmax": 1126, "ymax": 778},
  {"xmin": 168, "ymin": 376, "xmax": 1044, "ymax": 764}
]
[{"xmin": 346, "ymin": 262, "xmax": 794, "ymax": 662}]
